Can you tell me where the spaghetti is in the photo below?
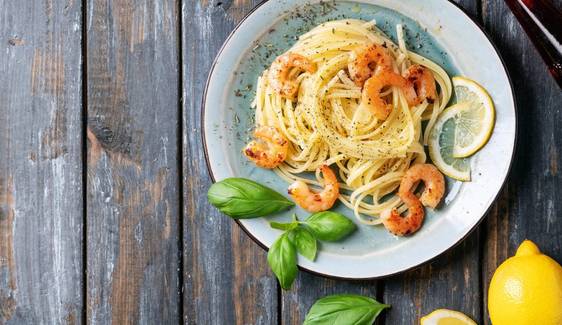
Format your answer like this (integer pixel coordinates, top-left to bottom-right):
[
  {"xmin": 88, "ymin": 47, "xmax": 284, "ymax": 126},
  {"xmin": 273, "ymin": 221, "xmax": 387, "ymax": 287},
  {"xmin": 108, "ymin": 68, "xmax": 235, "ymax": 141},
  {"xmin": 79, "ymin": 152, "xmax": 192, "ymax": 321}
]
[{"xmin": 250, "ymin": 19, "xmax": 452, "ymax": 225}]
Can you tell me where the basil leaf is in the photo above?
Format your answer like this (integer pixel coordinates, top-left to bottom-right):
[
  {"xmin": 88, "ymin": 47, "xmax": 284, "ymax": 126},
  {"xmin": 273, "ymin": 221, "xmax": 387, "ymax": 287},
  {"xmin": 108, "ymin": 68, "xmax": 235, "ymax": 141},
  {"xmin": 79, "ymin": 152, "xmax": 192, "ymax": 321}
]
[
  {"xmin": 303, "ymin": 294, "xmax": 390, "ymax": 325},
  {"xmin": 303, "ymin": 211, "xmax": 356, "ymax": 242},
  {"xmin": 270, "ymin": 221, "xmax": 299, "ymax": 231},
  {"xmin": 289, "ymin": 227, "xmax": 317, "ymax": 261},
  {"xmin": 207, "ymin": 178, "xmax": 294, "ymax": 219},
  {"xmin": 267, "ymin": 232, "xmax": 297, "ymax": 290}
]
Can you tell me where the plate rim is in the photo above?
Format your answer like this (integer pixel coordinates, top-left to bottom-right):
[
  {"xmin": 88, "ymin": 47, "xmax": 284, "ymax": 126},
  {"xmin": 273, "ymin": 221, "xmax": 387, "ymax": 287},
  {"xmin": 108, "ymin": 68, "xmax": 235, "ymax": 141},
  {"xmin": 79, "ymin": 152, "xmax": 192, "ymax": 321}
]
[{"xmin": 200, "ymin": 0, "xmax": 518, "ymax": 280}]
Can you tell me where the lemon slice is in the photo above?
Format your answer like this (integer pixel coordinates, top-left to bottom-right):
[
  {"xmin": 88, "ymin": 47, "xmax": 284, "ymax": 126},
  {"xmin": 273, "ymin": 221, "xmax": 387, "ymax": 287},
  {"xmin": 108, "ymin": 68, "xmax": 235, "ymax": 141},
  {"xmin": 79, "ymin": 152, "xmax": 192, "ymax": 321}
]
[
  {"xmin": 451, "ymin": 76, "xmax": 495, "ymax": 158},
  {"xmin": 421, "ymin": 309, "xmax": 477, "ymax": 325},
  {"xmin": 428, "ymin": 102, "xmax": 472, "ymax": 181}
]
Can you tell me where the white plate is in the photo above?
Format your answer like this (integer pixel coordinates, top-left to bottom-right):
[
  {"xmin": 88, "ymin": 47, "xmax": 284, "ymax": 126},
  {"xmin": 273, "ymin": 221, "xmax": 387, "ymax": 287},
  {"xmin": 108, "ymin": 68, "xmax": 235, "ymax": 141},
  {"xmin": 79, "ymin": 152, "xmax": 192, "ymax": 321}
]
[{"xmin": 202, "ymin": 0, "xmax": 516, "ymax": 279}]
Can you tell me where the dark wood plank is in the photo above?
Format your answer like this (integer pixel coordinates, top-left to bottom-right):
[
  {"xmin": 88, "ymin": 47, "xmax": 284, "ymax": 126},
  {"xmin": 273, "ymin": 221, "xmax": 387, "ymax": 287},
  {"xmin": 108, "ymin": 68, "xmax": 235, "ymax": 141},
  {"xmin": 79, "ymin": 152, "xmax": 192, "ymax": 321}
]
[
  {"xmin": 182, "ymin": 0, "xmax": 279, "ymax": 324},
  {"xmin": 381, "ymin": 1, "xmax": 484, "ymax": 323},
  {"xmin": 482, "ymin": 188, "xmax": 510, "ymax": 325},
  {"xmin": 0, "ymin": 0, "xmax": 83, "ymax": 323},
  {"xmin": 481, "ymin": 0, "xmax": 562, "ymax": 323},
  {"xmin": 382, "ymin": 232, "xmax": 482, "ymax": 324},
  {"xmin": 455, "ymin": 0, "xmax": 482, "ymax": 20},
  {"xmin": 86, "ymin": 0, "xmax": 180, "ymax": 323}
]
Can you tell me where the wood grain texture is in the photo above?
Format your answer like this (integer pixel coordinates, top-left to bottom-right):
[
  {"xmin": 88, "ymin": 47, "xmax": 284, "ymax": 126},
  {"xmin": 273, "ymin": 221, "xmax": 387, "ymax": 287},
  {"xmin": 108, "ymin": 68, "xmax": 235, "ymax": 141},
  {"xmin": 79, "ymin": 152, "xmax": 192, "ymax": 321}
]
[
  {"xmin": 0, "ymin": 0, "xmax": 83, "ymax": 323},
  {"xmin": 454, "ymin": 0, "xmax": 481, "ymax": 20},
  {"xmin": 182, "ymin": 0, "xmax": 279, "ymax": 324},
  {"xmin": 1, "ymin": 0, "xmax": 559, "ymax": 323},
  {"xmin": 382, "ymin": 231, "xmax": 482, "ymax": 324},
  {"xmin": 481, "ymin": 0, "xmax": 562, "ymax": 323},
  {"xmin": 381, "ymin": 1, "xmax": 484, "ymax": 324},
  {"xmin": 86, "ymin": 0, "xmax": 180, "ymax": 324}
]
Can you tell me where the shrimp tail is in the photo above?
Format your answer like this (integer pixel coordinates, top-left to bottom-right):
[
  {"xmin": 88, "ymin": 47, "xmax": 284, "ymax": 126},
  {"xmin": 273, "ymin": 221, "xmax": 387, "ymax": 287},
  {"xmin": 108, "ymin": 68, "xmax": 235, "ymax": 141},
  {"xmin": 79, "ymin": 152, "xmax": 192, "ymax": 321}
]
[
  {"xmin": 360, "ymin": 69, "xmax": 409, "ymax": 120},
  {"xmin": 244, "ymin": 126, "xmax": 289, "ymax": 169},
  {"xmin": 288, "ymin": 165, "xmax": 340, "ymax": 212},
  {"xmin": 403, "ymin": 64, "xmax": 437, "ymax": 106},
  {"xmin": 268, "ymin": 52, "xmax": 316, "ymax": 99},
  {"xmin": 382, "ymin": 163, "xmax": 445, "ymax": 236},
  {"xmin": 381, "ymin": 197, "xmax": 425, "ymax": 236}
]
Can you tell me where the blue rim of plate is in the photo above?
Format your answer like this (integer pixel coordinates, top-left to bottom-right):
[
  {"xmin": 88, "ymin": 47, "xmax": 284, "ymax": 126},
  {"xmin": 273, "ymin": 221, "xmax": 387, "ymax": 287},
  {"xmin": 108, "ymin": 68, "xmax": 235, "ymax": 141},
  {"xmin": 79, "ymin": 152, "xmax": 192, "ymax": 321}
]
[{"xmin": 200, "ymin": 0, "xmax": 518, "ymax": 280}]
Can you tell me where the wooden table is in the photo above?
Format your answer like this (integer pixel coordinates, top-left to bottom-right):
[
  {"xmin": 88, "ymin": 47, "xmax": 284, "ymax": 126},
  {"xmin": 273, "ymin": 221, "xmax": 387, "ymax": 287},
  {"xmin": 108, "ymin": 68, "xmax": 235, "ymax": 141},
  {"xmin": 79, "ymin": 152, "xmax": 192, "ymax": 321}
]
[{"xmin": 1, "ymin": 0, "xmax": 560, "ymax": 324}]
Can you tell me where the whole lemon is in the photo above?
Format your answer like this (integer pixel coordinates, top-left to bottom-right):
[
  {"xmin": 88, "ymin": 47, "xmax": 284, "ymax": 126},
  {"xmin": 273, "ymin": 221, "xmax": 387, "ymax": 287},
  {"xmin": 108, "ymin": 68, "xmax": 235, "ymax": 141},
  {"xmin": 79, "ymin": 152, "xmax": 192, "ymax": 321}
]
[{"xmin": 488, "ymin": 240, "xmax": 562, "ymax": 325}]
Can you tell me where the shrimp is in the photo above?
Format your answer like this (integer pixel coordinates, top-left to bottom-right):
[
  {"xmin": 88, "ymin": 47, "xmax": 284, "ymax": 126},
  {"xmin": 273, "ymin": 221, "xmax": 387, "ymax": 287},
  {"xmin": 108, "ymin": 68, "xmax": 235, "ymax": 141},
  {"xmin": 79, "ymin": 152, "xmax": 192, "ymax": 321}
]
[
  {"xmin": 360, "ymin": 69, "xmax": 409, "ymax": 120},
  {"xmin": 403, "ymin": 64, "xmax": 437, "ymax": 105},
  {"xmin": 381, "ymin": 193, "xmax": 424, "ymax": 236},
  {"xmin": 348, "ymin": 44, "xmax": 394, "ymax": 86},
  {"xmin": 399, "ymin": 163, "xmax": 445, "ymax": 209},
  {"xmin": 243, "ymin": 126, "xmax": 289, "ymax": 169},
  {"xmin": 381, "ymin": 163, "xmax": 445, "ymax": 236},
  {"xmin": 288, "ymin": 165, "xmax": 340, "ymax": 212},
  {"xmin": 268, "ymin": 52, "xmax": 316, "ymax": 99}
]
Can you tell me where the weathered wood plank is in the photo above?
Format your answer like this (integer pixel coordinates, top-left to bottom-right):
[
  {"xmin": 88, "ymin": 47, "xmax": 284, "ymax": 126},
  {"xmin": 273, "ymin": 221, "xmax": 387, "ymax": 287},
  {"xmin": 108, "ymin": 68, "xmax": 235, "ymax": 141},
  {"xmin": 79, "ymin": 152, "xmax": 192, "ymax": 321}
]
[
  {"xmin": 86, "ymin": 0, "xmax": 181, "ymax": 323},
  {"xmin": 481, "ymin": 0, "xmax": 562, "ymax": 323},
  {"xmin": 382, "ymin": 231, "xmax": 482, "ymax": 324},
  {"xmin": 455, "ymin": 0, "xmax": 481, "ymax": 20},
  {"xmin": 182, "ymin": 0, "xmax": 279, "ymax": 324},
  {"xmin": 0, "ymin": 0, "xmax": 83, "ymax": 323},
  {"xmin": 381, "ymin": 1, "xmax": 484, "ymax": 324}
]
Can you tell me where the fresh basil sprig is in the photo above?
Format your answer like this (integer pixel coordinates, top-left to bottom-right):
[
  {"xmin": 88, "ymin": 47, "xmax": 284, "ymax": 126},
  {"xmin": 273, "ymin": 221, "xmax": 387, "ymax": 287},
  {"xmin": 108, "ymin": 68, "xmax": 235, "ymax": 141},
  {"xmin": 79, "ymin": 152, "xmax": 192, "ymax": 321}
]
[
  {"xmin": 207, "ymin": 177, "xmax": 358, "ymax": 291},
  {"xmin": 303, "ymin": 294, "xmax": 390, "ymax": 325},
  {"xmin": 289, "ymin": 227, "xmax": 317, "ymax": 261},
  {"xmin": 270, "ymin": 213, "xmax": 299, "ymax": 231},
  {"xmin": 267, "ymin": 212, "xmax": 357, "ymax": 290},
  {"xmin": 207, "ymin": 178, "xmax": 294, "ymax": 218},
  {"xmin": 302, "ymin": 211, "xmax": 357, "ymax": 241},
  {"xmin": 270, "ymin": 221, "xmax": 298, "ymax": 231},
  {"xmin": 267, "ymin": 232, "xmax": 297, "ymax": 290}
]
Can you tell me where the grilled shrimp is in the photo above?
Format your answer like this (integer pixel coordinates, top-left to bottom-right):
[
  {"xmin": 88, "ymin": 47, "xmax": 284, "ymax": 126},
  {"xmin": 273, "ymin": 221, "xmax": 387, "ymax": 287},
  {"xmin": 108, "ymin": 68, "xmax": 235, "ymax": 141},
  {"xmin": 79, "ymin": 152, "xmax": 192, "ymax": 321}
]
[
  {"xmin": 399, "ymin": 163, "xmax": 445, "ymax": 209},
  {"xmin": 360, "ymin": 69, "xmax": 409, "ymax": 120},
  {"xmin": 288, "ymin": 165, "xmax": 340, "ymax": 212},
  {"xmin": 348, "ymin": 44, "xmax": 394, "ymax": 86},
  {"xmin": 268, "ymin": 52, "xmax": 316, "ymax": 99},
  {"xmin": 381, "ymin": 193, "xmax": 424, "ymax": 236},
  {"xmin": 382, "ymin": 163, "xmax": 445, "ymax": 236},
  {"xmin": 404, "ymin": 64, "xmax": 437, "ymax": 105},
  {"xmin": 243, "ymin": 126, "xmax": 289, "ymax": 169}
]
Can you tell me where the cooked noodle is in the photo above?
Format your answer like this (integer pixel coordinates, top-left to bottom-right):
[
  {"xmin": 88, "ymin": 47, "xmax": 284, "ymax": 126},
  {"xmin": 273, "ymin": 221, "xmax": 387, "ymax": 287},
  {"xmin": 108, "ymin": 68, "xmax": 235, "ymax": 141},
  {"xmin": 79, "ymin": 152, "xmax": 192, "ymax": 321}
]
[{"xmin": 251, "ymin": 19, "xmax": 452, "ymax": 225}]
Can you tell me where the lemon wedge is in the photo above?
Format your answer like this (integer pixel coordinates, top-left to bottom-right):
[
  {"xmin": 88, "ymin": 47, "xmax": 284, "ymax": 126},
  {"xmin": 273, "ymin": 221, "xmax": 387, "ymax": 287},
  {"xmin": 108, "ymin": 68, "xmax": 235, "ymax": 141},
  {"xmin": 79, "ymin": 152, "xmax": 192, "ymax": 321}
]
[
  {"xmin": 428, "ymin": 102, "xmax": 472, "ymax": 181},
  {"xmin": 451, "ymin": 76, "xmax": 495, "ymax": 158},
  {"xmin": 420, "ymin": 309, "xmax": 477, "ymax": 325}
]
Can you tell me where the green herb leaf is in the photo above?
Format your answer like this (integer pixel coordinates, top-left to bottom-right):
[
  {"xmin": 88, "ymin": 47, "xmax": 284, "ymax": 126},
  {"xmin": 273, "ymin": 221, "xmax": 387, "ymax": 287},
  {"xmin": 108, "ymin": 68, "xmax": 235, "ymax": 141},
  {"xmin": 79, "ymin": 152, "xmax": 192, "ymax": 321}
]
[
  {"xmin": 270, "ymin": 221, "xmax": 298, "ymax": 231},
  {"xmin": 267, "ymin": 232, "xmax": 298, "ymax": 290},
  {"xmin": 303, "ymin": 294, "xmax": 390, "ymax": 325},
  {"xmin": 289, "ymin": 227, "xmax": 317, "ymax": 261},
  {"xmin": 303, "ymin": 211, "xmax": 357, "ymax": 242},
  {"xmin": 207, "ymin": 178, "xmax": 294, "ymax": 219}
]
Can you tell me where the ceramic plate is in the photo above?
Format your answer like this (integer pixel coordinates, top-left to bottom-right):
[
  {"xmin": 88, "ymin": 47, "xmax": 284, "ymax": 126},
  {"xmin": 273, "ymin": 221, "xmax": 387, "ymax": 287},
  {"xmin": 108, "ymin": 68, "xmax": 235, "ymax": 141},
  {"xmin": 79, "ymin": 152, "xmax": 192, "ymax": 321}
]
[{"xmin": 202, "ymin": 0, "xmax": 516, "ymax": 279}]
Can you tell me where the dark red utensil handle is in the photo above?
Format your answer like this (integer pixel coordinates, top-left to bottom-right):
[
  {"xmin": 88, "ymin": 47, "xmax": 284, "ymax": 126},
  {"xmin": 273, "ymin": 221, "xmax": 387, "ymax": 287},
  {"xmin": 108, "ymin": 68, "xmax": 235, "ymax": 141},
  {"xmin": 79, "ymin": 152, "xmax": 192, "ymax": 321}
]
[{"xmin": 504, "ymin": 0, "xmax": 562, "ymax": 88}]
